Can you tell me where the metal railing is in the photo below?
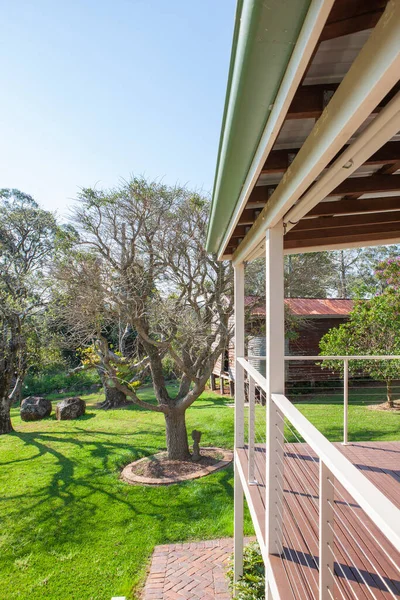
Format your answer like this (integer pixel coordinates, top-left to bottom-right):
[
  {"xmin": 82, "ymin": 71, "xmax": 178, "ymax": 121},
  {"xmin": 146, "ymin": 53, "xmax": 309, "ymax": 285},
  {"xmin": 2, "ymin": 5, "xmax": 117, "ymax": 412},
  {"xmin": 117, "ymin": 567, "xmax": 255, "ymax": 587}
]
[
  {"xmin": 248, "ymin": 354, "xmax": 400, "ymax": 445},
  {"xmin": 237, "ymin": 356, "xmax": 400, "ymax": 600}
]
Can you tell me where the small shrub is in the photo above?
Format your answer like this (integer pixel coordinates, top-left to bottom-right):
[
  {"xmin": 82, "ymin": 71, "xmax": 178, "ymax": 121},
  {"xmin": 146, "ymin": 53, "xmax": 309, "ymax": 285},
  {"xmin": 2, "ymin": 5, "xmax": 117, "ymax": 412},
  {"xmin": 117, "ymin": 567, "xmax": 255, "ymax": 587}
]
[
  {"xmin": 162, "ymin": 355, "xmax": 181, "ymax": 381},
  {"xmin": 227, "ymin": 541, "xmax": 265, "ymax": 599}
]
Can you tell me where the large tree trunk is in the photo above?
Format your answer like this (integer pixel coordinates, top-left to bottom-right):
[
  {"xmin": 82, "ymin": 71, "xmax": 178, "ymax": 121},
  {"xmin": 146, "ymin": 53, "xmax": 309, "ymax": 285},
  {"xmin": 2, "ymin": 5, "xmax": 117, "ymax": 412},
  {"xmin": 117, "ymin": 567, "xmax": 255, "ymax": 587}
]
[
  {"xmin": 0, "ymin": 396, "xmax": 13, "ymax": 434},
  {"xmin": 165, "ymin": 409, "xmax": 191, "ymax": 460},
  {"xmin": 98, "ymin": 382, "xmax": 130, "ymax": 410},
  {"xmin": 386, "ymin": 380, "xmax": 393, "ymax": 408},
  {"xmin": 96, "ymin": 366, "xmax": 130, "ymax": 409}
]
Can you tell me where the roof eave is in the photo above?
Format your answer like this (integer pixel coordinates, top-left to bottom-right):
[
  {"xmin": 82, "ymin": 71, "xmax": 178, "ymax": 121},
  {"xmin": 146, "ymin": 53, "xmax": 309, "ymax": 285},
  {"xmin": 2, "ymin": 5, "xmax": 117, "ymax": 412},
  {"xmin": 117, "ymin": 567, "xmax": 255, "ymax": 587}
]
[{"xmin": 206, "ymin": 0, "xmax": 312, "ymax": 255}]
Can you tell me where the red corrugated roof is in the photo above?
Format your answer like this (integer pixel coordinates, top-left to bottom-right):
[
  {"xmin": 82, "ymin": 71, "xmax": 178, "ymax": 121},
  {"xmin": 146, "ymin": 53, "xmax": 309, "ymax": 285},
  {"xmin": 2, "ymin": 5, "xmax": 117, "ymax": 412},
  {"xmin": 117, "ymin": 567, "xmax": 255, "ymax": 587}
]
[
  {"xmin": 285, "ymin": 298, "xmax": 353, "ymax": 316},
  {"xmin": 245, "ymin": 297, "xmax": 353, "ymax": 317}
]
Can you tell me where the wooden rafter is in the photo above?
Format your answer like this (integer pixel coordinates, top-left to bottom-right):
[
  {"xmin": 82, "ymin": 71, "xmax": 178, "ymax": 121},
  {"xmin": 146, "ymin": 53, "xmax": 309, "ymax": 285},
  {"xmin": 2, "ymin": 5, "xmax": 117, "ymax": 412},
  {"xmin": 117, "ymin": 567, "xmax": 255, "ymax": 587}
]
[
  {"xmin": 261, "ymin": 141, "xmax": 400, "ymax": 175},
  {"xmin": 285, "ymin": 220, "xmax": 400, "ymax": 243},
  {"xmin": 332, "ymin": 174, "xmax": 400, "ymax": 196},
  {"xmin": 234, "ymin": 208, "xmax": 400, "ymax": 243},
  {"xmin": 321, "ymin": 0, "xmax": 386, "ymax": 42},
  {"xmin": 292, "ymin": 211, "xmax": 400, "ymax": 233},
  {"xmin": 306, "ymin": 196, "xmax": 400, "ymax": 218},
  {"xmin": 245, "ymin": 174, "xmax": 400, "ymax": 214},
  {"xmin": 235, "ymin": 181, "xmax": 400, "ymax": 237},
  {"xmin": 287, "ymin": 83, "xmax": 339, "ymax": 120},
  {"xmin": 286, "ymin": 80, "xmax": 399, "ymax": 121},
  {"xmin": 285, "ymin": 227, "xmax": 400, "ymax": 251},
  {"xmin": 379, "ymin": 161, "xmax": 400, "ymax": 175}
]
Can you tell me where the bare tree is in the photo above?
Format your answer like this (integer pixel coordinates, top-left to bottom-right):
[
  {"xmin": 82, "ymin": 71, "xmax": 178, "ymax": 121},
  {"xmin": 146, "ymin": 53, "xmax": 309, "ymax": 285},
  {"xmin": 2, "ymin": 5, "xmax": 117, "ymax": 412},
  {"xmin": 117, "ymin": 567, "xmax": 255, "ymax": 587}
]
[{"xmin": 55, "ymin": 178, "xmax": 233, "ymax": 459}]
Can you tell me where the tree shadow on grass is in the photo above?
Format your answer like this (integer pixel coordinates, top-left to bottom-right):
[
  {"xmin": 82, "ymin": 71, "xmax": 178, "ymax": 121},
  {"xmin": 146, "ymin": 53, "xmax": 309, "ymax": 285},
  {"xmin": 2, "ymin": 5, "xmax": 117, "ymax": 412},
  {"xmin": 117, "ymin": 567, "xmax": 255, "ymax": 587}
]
[
  {"xmin": 45, "ymin": 413, "xmax": 97, "ymax": 422},
  {"xmin": 191, "ymin": 396, "xmax": 233, "ymax": 409},
  {"xmin": 0, "ymin": 427, "xmax": 236, "ymax": 561}
]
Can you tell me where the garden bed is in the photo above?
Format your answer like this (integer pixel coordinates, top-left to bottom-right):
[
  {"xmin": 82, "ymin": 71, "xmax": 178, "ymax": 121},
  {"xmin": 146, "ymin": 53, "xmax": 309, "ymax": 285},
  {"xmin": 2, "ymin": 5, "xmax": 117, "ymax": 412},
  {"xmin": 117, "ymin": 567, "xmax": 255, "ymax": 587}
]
[
  {"xmin": 121, "ymin": 447, "xmax": 233, "ymax": 485},
  {"xmin": 368, "ymin": 400, "xmax": 400, "ymax": 412}
]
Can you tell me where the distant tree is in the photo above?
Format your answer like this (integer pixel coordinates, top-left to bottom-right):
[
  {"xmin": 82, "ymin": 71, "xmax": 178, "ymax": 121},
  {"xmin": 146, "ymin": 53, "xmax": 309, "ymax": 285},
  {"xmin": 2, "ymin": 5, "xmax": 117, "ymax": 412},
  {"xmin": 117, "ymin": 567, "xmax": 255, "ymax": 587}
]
[
  {"xmin": 245, "ymin": 246, "xmax": 400, "ymax": 299},
  {"xmin": 0, "ymin": 189, "xmax": 58, "ymax": 433},
  {"xmin": 285, "ymin": 253, "xmax": 335, "ymax": 298},
  {"xmin": 320, "ymin": 257, "xmax": 400, "ymax": 408},
  {"xmin": 329, "ymin": 245, "xmax": 400, "ymax": 298},
  {"xmin": 54, "ymin": 177, "xmax": 233, "ymax": 460},
  {"xmin": 245, "ymin": 252, "xmax": 335, "ymax": 298},
  {"xmin": 76, "ymin": 343, "xmax": 145, "ymax": 409}
]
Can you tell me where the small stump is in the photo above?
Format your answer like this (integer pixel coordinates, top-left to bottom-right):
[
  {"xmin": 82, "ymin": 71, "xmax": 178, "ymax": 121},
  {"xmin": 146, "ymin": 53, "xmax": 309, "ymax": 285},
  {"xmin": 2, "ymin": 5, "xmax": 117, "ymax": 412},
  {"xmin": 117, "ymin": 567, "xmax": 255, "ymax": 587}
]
[
  {"xmin": 121, "ymin": 447, "xmax": 233, "ymax": 486},
  {"xmin": 20, "ymin": 396, "xmax": 52, "ymax": 421},
  {"xmin": 191, "ymin": 430, "xmax": 202, "ymax": 461},
  {"xmin": 56, "ymin": 397, "xmax": 86, "ymax": 420}
]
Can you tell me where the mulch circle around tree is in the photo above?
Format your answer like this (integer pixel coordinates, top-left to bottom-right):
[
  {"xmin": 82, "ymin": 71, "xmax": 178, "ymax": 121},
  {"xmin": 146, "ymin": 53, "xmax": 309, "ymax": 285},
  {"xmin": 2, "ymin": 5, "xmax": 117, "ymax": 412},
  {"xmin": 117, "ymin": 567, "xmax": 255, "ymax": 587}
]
[
  {"xmin": 367, "ymin": 400, "xmax": 400, "ymax": 412},
  {"xmin": 120, "ymin": 447, "xmax": 233, "ymax": 486}
]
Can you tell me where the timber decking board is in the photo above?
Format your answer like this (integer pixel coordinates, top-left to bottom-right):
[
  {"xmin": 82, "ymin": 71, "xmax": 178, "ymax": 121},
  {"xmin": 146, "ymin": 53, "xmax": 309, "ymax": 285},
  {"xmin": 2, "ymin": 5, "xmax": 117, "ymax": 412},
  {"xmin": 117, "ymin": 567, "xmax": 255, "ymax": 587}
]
[{"xmin": 236, "ymin": 441, "xmax": 400, "ymax": 599}]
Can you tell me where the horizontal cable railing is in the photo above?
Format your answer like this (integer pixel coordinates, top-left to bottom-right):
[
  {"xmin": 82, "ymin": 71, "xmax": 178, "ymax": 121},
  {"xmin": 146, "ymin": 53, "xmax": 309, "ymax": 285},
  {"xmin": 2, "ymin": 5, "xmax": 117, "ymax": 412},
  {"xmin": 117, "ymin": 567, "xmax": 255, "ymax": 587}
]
[
  {"xmin": 237, "ymin": 356, "xmax": 400, "ymax": 600},
  {"xmin": 247, "ymin": 355, "xmax": 400, "ymax": 444}
]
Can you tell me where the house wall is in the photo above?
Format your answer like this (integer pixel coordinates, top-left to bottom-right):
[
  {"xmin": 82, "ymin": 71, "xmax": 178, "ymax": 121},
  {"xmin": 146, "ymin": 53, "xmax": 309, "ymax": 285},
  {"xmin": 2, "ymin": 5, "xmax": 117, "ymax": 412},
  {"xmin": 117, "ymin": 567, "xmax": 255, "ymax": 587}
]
[
  {"xmin": 287, "ymin": 317, "xmax": 345, "ymax": 383},
  {"xmin": 212, "ymin": 315, "xmax": 347, "ymax": 386}
]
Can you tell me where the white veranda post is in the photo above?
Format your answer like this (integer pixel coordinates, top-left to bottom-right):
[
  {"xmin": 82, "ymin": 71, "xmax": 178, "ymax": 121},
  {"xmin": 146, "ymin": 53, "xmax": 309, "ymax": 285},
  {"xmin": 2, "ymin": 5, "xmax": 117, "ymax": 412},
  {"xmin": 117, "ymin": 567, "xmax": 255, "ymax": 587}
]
[
  {"xmin": 265, "ymin": 222, "xmax": 285, "ymax": 563},
  {"xmin": 234, "ymin": 262, "xmax": 245, "ymax": 582}
]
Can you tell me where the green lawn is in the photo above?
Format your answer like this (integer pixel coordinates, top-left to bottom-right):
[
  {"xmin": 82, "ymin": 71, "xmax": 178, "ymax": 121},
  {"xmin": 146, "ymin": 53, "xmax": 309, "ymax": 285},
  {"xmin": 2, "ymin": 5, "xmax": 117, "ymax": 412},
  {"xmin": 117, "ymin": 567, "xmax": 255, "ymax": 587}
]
[{"xmin": 0, "ymin": 386, "xmax": 399, "ymax": 600}]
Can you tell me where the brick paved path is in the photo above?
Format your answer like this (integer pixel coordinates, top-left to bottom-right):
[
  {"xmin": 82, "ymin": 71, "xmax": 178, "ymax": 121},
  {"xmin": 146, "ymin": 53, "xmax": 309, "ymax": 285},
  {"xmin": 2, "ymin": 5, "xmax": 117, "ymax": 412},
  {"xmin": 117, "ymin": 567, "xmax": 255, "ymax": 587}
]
[{"xmin": 142, "ymin": 538, "xmax": 233, "ymax": 599}]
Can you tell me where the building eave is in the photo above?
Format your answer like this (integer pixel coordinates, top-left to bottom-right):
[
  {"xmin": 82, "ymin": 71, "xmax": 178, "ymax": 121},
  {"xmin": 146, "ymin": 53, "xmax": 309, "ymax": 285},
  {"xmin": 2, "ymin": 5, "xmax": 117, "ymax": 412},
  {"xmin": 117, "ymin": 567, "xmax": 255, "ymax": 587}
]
[{"xmin": 206, "ymin": 0, "xmax": 311, "ymax": 255}]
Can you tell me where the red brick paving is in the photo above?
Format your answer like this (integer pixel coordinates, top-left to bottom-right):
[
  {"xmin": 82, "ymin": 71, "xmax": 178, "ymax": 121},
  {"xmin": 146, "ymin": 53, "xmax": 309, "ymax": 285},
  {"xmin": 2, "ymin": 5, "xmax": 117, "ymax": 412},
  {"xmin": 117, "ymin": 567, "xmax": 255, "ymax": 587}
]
[{"xmin": 142, "ymin": 538, "xmax": 234, "ymax": 599}]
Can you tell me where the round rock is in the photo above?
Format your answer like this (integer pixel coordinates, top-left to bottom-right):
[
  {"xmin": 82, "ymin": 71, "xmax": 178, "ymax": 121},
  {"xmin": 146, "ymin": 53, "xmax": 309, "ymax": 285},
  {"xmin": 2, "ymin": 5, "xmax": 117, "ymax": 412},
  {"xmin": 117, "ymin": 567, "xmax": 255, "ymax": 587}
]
[
  {"xmin": 20, "ymin": 396, "xmax": 52, "ymax": 421},
  {"xmin": 55, "ymin": 397, "xmax": 86, "ymax": 420}
]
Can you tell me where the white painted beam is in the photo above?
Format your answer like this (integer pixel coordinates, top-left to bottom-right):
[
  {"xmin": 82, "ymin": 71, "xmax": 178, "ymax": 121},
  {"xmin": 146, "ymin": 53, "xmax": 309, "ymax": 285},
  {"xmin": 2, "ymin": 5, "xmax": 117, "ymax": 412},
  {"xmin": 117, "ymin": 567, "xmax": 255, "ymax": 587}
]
[
  {"xmin": 319, "ymin": 462, "xmax": 334, "ymax": 600},
  {"xmin": 233, "ymin": 262, "xmax": 245, "ymax": 583},
  {"xmin": 265, "ymin": 222, "xmax": 285, "ymax": 557},
  {"xmin": 234, "ymin": 263, "xmax": 245, "ymax": 449}
]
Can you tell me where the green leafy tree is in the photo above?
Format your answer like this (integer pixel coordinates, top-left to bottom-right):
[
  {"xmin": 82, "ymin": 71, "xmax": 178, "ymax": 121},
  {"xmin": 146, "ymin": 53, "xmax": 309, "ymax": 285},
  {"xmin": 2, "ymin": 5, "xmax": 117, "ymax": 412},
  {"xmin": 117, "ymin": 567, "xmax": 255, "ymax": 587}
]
[
  {"xmin": 0, "ymin": 189, "xmax": 58, "ymax": 433},
  {"xmin": 320, "ymin": 259, "xmax": 400, "ymax": 408},
  {"xmin": 245, "ymin": 253, "xmax": 335, "ymax": 298},
  {"xmin": 329, "ymin": 246, "xmax": 400, "ymax": 298}
]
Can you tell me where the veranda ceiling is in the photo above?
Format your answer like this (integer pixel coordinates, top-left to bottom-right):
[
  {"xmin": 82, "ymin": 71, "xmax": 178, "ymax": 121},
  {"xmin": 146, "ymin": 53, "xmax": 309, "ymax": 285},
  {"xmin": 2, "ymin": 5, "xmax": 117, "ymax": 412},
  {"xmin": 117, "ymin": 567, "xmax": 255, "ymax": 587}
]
[{"xmin": 206, "ymin": 0, "xmax": 400, "ymax": 261}]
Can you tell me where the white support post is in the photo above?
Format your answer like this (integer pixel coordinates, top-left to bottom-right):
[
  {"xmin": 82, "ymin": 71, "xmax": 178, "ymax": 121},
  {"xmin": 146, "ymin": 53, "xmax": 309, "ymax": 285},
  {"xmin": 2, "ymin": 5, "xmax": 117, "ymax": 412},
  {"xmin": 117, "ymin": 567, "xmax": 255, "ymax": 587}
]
[
  {"xmin": 265, "ymin": 222, "xmax": 285, "ymax": 557},
  {"xmin": 248, "ymin": 376, "xmax": 256, "ymax": 484},
  {"xmin": 319, "ymin": 461, "xmax": 335, "ymax": 600},
  {"xmin": 234, "ymin": 262, "xmax": 245, "ymax": 583},
  {"xmin": 343, "ymin": 358, "xmax": 349, "ymax": 446}
]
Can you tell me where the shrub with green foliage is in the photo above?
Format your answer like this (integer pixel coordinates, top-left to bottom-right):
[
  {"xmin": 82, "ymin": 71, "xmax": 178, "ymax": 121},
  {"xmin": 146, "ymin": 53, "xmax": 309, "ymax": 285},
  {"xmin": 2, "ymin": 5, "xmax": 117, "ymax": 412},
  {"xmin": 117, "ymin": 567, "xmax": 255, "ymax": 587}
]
[
  {"xmin": 227, "ymin": 542, "xmax": 265, "ymax": 599},
  {"xmin": 161, "ymin": 355, "xmax": 181, "ymax": 381},
  {"xmin": 320, "ymin": 257, "xmax": 400, "ymax": 408},
  {"xmin": 23, "ymin": 368, "xmax": 100, "ymax": 396}
]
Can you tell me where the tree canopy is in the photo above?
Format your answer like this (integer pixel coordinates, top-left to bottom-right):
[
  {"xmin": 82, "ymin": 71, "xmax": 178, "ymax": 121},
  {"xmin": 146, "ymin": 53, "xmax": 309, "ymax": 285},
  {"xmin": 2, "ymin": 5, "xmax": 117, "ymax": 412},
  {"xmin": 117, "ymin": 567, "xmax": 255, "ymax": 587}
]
[
  {"xmin": 0, "ymin": 189, "xmax": 59, "ymax": 433},
  {"xmin": 320, "ymin": 257, "xmax": 400, "ymax": 408},
  {"xmin": 54, "ymin": 177, "xmax": 233, "ymax": 458}
]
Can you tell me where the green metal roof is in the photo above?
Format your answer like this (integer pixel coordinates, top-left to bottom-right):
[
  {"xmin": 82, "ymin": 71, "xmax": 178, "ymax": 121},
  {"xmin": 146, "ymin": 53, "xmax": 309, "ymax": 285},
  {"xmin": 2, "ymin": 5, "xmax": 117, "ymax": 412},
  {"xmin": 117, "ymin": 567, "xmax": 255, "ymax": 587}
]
[{"xmin": 206, "ymin": 0, "xmax": 311, "ymax": 255}]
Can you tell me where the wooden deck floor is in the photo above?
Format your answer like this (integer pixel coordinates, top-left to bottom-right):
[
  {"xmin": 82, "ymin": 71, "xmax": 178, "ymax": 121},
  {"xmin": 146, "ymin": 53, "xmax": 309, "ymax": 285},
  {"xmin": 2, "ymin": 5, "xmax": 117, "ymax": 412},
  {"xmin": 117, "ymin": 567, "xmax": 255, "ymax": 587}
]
[{"xmin": 237, "ymin": 442, "xmax": 400, "ymax": 600}]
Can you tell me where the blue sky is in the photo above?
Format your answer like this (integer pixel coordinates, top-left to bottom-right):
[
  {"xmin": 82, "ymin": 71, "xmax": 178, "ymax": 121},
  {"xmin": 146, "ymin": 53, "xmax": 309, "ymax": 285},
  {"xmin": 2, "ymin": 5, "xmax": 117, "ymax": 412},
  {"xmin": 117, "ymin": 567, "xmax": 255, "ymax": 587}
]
[{"xmin": 0, "ymin": 0, "xmax": 235, "ymax": 217}]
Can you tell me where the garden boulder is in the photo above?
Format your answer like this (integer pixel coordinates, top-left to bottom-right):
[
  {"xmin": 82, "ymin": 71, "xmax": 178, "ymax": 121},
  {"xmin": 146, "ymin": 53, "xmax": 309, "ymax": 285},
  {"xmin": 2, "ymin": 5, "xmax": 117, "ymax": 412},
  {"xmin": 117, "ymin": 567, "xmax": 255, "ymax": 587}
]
[
  {"xmin": 56, "ymin": 397, "xmax": 86, "ymax": 420},
  {"xmin": 20, "ymin": 396, "xmax": 52, "ymax": 421}
]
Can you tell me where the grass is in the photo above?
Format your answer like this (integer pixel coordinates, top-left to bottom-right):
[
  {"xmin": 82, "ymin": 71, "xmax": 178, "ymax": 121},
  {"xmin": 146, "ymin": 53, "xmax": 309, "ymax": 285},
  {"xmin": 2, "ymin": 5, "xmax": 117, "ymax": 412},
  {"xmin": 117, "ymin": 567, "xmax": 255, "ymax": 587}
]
[
  {"xmin": 0, "ymin": 386, "xmax": 399, "ymax": 600},
  {"xmin": 292, "ymin": 389, "xmax": 400, "ymax": 442}
]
